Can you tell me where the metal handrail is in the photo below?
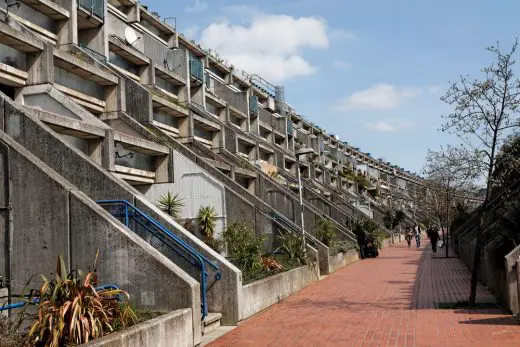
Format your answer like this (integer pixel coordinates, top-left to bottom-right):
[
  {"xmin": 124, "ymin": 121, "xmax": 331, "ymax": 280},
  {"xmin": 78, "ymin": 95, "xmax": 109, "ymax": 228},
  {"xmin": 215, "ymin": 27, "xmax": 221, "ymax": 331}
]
[
  {"xmin": 0, "ymin": 284, "xmax": 122, "ymax": 312},
  {"xmin": 97, "ymin": 200, "xmax": 220, "ymax": 318}
]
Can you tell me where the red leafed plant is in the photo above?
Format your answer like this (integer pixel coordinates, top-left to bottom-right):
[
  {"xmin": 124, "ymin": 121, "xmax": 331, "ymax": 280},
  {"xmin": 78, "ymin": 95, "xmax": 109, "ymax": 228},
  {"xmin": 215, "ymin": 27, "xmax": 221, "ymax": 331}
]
[
  {"xmin": 261, "ymin": 256, "xmax": 284, "ymax": 271},
  {"xmin": 28, "ymin": 253, "xmax": 137, "ymax": 347}
]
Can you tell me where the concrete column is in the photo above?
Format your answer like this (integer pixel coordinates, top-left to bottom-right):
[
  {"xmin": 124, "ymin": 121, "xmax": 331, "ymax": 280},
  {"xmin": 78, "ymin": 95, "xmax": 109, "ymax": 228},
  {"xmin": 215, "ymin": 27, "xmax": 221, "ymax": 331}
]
[
  {"xmin": 87, "ymin": 138, "xmax": 102, "ymax": 165},
  {"xmin": 105, "ymin": 79, "xmax": 125, "ymax": 113},
  {"xmin": 127, "ymin": 4, "xmax": 140, "ymax": 24},
  {"xmin": 101, "ymin": 129, "xmax": 115, "ymax": 171},
  {"xmin": 26, "ymin": 43, "xmax": 54, "ymax": 85},
  {"xmin": 56, "ymin": 0, "xmax": 78, "ymax": 45},
  {"xmin": 154, "ymin": 153, "xmax": 172, "ymax": 184},
  {"xmin": 516, "ymin": 258, "xmax": 520, "ymax": 315},
  {"xmin": 178, "ymin": 114, "xmax": 193, "ymax": 138},
  {"xmin": 139, "ymin": 63, "xmax": 154, "ymax": 85}
]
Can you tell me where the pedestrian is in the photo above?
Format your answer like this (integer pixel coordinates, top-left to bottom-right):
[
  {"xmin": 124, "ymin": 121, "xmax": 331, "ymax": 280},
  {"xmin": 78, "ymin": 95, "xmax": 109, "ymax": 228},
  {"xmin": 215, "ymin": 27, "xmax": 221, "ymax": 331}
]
[
  {"xmin": 414, "ymin": 224, "xmax": 421, "ymax": 248},
  {"xmin": 405, "ymin": 227, "xmax": 413, "ymax": 247},
  {"xmin": 430, "ymin": 227, "xmax": 440, "ymax": 253}
]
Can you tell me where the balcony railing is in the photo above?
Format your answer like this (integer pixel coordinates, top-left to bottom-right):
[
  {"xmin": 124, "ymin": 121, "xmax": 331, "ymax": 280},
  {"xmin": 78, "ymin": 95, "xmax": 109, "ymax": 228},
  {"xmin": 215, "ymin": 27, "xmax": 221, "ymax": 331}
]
[
  {"xmin": 189, "ymin": 55, "xmax": 204, "ymax": 83},
  {"xmin": 249, "ymin": 95, "xmax": 259, "ymax": 117},
  {"xmin": 78, "ymin": 0, "xmax": 104, "ymax": 19}
]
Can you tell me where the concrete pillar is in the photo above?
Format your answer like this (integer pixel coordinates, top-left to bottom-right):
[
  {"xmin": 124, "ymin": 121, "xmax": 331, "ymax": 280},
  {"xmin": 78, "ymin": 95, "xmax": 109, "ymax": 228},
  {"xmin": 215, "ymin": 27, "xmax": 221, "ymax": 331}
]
[
  {"xmin": 26, "ymin": 43, "xmax": 54, "ymax": 85},
  {"xmin": 87, "ymin": 138, "xmax": 103, "ymax": 165},
  {"xmin": 105, "ymin": 80, "xmax": 125, "ymax": 113},
  {"xmin": 102, "ymin": 129, "xmax": 115, "ymax": 171},
  {"xmin": 154, "ymin": 152, "xmax": 172, "ymax": 184},
  {"xmin": 139, "ymin": 63, "xmax": 154, "ymax": 85},
  {"xmin": 178, "ymin": 114, "xmax": 193, "ymax": 138},
  {"xmin": 516, "ymin": 258, "xmax": 520, "ymax": 315},
  {"xmin": 127, "ymin": 4, "xmax": 140, "ymax": 24},
  {"xmin": 56, "ymin": 0, "xmax": 78, "ymax": 45}
]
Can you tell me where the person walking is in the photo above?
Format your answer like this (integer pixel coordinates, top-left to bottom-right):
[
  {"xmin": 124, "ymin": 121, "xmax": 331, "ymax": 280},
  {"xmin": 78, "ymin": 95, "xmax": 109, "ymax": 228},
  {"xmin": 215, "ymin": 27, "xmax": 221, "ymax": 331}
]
[
  {"xmin": 414, "ymin": 224, "xmax": 421, "ymax": 248},
  {"xmin": 430, "ymin": 227, "xmax": 440, "ymax": 254},
  {"xmin": 405, "ymin": 227, "xmax": 413, "ymax": 247}
]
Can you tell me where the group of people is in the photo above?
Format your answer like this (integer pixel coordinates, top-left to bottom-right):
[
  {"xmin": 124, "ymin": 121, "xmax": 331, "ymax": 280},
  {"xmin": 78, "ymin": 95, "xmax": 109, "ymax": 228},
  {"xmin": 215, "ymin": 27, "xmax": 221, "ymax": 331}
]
[{"xmin": 404, "ymin": 224, "xmax": 442, "ymax": 253}]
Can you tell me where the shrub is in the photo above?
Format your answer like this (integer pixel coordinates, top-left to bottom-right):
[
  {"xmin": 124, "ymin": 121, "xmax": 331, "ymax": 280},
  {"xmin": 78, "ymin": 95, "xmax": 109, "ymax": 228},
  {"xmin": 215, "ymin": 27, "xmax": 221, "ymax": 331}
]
[
  {"xmin": 315, "ymin": 218, "xmax": 336, "ymax": 247},
  {"xmin": 198, "ymin": 206, "xmax": 217, "ymax": 238},
  {"xmin": 223, "ymin": 222, "xmax": 264, "ymax": 273},
  {"xmin": 276, "ymin": 231, "xmax": 307, "ymax": 265},
  {"xmin": 349, "ymin": 217, "xmax": 387, "ymax": 249},
  {"xmin": 157, "ymin": 192, "xmax": 184, "ymax": 220},
  {"xmin": 28, "ymin": 254, "xmax": 137, "ymax": 347}
]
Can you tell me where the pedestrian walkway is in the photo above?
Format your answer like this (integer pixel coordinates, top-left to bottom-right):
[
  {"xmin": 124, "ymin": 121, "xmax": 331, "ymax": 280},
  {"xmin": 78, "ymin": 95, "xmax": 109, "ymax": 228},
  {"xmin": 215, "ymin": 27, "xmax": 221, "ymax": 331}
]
[{"xmin": 208, "ymin": 237, "xmax": 520, "ymax": 346}]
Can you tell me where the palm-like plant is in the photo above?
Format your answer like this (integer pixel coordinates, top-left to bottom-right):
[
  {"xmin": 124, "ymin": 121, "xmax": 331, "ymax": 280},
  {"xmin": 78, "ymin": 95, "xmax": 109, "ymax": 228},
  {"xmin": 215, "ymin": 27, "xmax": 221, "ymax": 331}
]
[
  {"xmin": 157, "ymin": 192, "xmax": 185, "ymax": 220},
  {"xmin": 198, "ymin": 205, "xmax": 217, "ymax": 238},
  {"xmin": 315, "ymin": 218, "xmax": 336, "ymax": 247},
  {"xmin": 28, "ymin": 254, "xmax": 137, "ymax": 347}
]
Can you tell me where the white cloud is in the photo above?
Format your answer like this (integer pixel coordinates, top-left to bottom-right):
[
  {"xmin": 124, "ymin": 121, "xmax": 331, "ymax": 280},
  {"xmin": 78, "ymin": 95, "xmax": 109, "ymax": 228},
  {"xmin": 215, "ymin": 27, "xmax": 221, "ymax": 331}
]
[
  {"xmin": 199, "ymin": 14, "xmax": 329, "ymax": 82},
  {"xmin": 332, "ymin": 60, "xmax": 351, "ymax": 70},
  {"xmin": 366, "ymin": 121, "xmax": 414, "ymax": 133},
  {"xmin": 185, "ymin": 0, "xmax": 208, "ymax": 13},
  {"xmin": 337, "ymin": 83, "xmax": 422, "ymax": 111},
  {"xmin": 183, "ymin": 25, "xmax": 199, "ymax": 39}
]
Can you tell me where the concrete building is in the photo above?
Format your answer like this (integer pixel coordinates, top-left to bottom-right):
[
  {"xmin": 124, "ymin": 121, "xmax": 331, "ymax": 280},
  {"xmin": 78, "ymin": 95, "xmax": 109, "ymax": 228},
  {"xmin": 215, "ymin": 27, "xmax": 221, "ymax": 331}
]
[{"xmin": 0, "ymin": 0, "xmax": 428, "ymax": 345}]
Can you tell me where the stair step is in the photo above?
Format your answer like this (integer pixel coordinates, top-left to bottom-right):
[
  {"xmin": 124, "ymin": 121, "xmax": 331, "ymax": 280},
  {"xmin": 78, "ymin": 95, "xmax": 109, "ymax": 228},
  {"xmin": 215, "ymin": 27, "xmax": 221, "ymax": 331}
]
[{"xmin": 203, "ymin": 312, "xmax": 222, "ymax": 335}]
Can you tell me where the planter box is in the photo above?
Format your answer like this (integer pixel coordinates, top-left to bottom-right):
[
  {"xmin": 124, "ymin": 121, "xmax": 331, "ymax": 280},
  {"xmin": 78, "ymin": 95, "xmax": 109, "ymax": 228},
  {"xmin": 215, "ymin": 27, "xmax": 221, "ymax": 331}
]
[
  {"xmin": 328, "ymin": 249, "xmax": 359, "ymax": 273},
  {"xmin": 240, "ymin": 265, "xmax": 319, "ymax": 320},
  {"xmin": 82, "ymin": 309, "xmax": 193, "ymax": 347}
]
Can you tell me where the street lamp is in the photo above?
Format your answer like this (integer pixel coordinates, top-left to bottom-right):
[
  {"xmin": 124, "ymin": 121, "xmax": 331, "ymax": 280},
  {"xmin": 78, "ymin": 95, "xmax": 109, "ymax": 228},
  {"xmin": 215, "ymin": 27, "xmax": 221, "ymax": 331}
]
[{"xmin": 295, "ymin": 147, "xmax": 315, "ymax": 249}]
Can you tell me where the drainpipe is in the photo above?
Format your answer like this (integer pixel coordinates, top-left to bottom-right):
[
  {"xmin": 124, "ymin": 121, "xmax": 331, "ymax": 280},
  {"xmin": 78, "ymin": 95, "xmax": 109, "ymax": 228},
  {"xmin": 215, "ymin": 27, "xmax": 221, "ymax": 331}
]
[{"xmin": 0, "ymin": 140, "xmax": 11, "ymax": 315}]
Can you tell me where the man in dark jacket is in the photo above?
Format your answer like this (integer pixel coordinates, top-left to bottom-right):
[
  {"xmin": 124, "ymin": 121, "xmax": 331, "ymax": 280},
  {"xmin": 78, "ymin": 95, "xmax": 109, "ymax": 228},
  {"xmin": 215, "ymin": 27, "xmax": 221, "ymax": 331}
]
[{"xmin": 430, "ymin": 227, "xmax": 440, "ymax": 253}]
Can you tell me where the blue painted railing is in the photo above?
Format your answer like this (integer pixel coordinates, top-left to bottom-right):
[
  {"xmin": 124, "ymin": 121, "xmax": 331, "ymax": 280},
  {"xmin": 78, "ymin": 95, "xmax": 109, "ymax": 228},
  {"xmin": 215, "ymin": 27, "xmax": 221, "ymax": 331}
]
[
  {"xmin": 97, "ymin": 200, "xmax": 221, "ymax": 318},
  {"xmin": 0, "ymin": 284, "xmax": 122, "ymax": 312}
]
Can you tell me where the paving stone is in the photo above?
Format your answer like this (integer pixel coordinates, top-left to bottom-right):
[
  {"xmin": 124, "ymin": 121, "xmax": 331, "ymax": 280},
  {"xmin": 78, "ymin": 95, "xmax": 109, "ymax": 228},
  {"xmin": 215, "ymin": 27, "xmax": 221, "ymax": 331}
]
[{"xmin": 208, "ymin": 237, "xmax": 520, "ymax": 346}]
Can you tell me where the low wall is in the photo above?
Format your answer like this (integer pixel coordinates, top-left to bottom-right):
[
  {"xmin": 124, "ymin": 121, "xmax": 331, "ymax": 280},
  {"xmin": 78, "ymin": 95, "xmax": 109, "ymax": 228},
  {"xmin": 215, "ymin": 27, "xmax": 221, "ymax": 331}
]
[
  {"xmin": 328, "ymin": 249, "xmax": 359, "ymax": 273},
  {"xmin": 82, "ymin": 309, "xmax": 193, "ymax": 347},
  {"xmin": 505, "ymin": 245, "xmax": 520, "ymax": 315},
  {"xmin": 240, "ymin": 264, "xmax": 319, "ymax": 320}
]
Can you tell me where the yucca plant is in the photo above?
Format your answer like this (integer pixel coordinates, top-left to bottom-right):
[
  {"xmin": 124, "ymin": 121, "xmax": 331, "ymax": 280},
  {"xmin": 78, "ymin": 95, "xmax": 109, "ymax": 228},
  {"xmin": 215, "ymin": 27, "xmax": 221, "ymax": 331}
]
[
  {"xmin": 198, "ymin": 205, "xmax": 217, "ymax": 238},
  {"xmin": 157, "ymin": 192, "xmax": 185, "ymax": 220},
  {"xmin": 315, "ymin": 218, "xmax": 336, "ymax": 247},
  {"xmin": 276, "ymin": 231, "xmax": 307, "ymax": 265},
  {"xmin": 28, "ymin": 254, "xmax": 137, "ymax": 347}
]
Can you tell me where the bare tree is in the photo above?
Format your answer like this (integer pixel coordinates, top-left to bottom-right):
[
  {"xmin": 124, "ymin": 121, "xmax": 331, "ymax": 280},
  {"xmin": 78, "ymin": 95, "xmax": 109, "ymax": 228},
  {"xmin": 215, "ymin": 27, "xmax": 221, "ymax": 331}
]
[
  {"xmin": 441, "ymin": 39, "xmax": 520, "ymax": 304},
  {"xmin": 423, "ymin": 146, "xmax": 481, "ymax": 257}
]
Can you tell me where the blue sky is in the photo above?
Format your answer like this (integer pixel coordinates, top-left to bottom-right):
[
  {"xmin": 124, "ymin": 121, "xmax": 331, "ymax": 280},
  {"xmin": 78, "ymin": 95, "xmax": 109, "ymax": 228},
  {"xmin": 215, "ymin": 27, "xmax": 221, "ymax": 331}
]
[{"xmin": 146, "ymin": 0, "xmax": 520, "ymax": 174}]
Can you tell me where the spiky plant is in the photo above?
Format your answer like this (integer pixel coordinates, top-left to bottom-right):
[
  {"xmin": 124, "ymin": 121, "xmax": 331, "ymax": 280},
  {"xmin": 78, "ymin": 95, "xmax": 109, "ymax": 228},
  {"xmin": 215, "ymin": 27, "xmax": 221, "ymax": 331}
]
[
  {"xmin": 198, "ymin": 205, "xmax": 217, "ymax": 238},
  {"xmin": 315, "ymin": 218, "xmax": 336, "ymax": 247},
  {"xmin": 28, "ymin": 254, "xmax": 137, "ymax": 347},
  {"xmin": 157, "ymin": 192, "xmax": 185, "ymax": 220}
]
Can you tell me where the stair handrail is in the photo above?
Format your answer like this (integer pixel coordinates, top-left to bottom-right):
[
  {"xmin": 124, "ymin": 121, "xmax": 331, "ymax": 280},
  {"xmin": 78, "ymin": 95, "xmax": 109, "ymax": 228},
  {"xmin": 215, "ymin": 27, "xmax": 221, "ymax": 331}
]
[{"xmin": 97, "ymin": 200, "xmax": 221, "ymax": 318}]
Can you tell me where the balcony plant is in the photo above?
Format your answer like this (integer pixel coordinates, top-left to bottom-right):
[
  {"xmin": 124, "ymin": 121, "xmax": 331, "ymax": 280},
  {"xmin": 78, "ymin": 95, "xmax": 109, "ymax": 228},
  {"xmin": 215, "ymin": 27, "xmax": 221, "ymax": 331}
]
[
  {"xmin": 315, "ymin": 218, "xmax": 336, "ymax": 247},
  {"xmin": 198, "ymin": 205, "xmax": 217, "ymax": 238},
  {"xmin": 157, "ymin": 192, "xmax": 185, "ymax": 221}
]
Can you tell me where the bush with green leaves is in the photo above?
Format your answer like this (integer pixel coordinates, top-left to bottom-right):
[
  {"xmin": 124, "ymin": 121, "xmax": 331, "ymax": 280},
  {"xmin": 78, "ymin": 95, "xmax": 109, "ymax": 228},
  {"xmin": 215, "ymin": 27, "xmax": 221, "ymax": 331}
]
[
  {"xmin": 349, "ymin": 217, "xmax": 387, "ymax": 249},
  {"xmin": 276, "ymin": 231, "xmax": 307, "ymax": 265},
  {"xmin": 315, "ymin": 218, "xmax": 336, "ymax": 247},
  {"xmin": 157, "ymin": 192, "xmax": 185, "ymax": 220},
  {"xmin": 383, "ymin": 209, "xmax": 406, "ymax": 231},
  {"xmin": 222, "ymin": 222, "xmax": 264, "ymax": 272}
]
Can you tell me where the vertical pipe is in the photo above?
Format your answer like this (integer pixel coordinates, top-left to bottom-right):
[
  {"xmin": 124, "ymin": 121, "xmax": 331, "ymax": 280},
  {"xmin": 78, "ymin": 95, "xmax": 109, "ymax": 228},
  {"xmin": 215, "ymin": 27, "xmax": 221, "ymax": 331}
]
[{"xmin": 124, "ymin": 203, "xmax": 129, "ymax": 228}]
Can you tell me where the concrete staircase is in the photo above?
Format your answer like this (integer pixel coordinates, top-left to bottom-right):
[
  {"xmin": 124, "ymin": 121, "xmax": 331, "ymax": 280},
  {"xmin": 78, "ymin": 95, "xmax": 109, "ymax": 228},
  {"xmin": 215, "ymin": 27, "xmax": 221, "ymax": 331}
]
[{"xmin": 203, "ymin": 312, "xmax": 222, "ymax": 335}]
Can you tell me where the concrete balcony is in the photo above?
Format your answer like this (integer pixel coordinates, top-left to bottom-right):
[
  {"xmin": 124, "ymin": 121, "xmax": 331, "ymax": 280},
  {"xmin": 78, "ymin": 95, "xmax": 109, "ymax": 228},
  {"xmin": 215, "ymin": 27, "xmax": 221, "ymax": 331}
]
[{"xmin": 21, "ymin": 0, "xmax": 69, "ymax": 20}]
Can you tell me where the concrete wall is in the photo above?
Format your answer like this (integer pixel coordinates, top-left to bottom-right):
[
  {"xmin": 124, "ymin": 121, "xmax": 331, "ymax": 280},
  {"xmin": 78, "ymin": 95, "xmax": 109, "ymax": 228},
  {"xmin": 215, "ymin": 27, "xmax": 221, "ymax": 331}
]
[
  {"xmin": 505, "ymin": 245, "xmax": 520, "ymax": 315},
  {"xmin": 139, "ymin": 150, "xmax": 227, "ymax": 238},
  {"xmin": 240, "ymin": 264, "xmax": 319, "ymax": 321},
  {"xmin": 328, "ymin": 249, "xmax": 359, "ymax": 274},
  {"xmin": 82, "ymin": 309, "xmax": 194, "ymax": 347},
  {"xmin": 1, "ymin": 97, "xmax": 241, "ymax": 326},
  {"xmin": 0, "ymin": 130, "xmax": 201, "ymax": 345}
]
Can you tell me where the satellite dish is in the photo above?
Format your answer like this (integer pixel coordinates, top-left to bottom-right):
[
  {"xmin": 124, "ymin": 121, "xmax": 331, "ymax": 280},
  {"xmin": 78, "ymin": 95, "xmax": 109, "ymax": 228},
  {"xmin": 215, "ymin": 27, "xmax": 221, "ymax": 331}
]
[
  {"xmin": 165, "ymin": 50, "xmax": 174, "ymax": 68},
  {"xmin": 124, "ymin": 27, "xmax": 139, "ymax": 46}
]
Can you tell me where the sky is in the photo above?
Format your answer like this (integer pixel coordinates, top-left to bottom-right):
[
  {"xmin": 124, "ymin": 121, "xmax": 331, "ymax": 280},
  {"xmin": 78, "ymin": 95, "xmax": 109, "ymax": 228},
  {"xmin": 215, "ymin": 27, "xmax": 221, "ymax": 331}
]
[{"xmin": 145, "ymin": 0, "xmax": 520, "ymax": 174}]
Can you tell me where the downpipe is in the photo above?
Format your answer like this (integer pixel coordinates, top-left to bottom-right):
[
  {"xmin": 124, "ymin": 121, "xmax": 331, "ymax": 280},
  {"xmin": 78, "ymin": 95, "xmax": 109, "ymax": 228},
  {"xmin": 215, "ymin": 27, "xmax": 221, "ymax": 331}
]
[{"xmin": 0, "ymin": 139, "xmax": 11, "ymax": 316}]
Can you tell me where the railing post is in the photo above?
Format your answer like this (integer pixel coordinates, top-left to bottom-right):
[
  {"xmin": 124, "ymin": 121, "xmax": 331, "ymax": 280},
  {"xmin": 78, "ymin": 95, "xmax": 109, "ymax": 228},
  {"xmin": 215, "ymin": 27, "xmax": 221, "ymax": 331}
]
[{"xmin": 124, "ymin": 203, "xmax": 129, "ymax": 228}]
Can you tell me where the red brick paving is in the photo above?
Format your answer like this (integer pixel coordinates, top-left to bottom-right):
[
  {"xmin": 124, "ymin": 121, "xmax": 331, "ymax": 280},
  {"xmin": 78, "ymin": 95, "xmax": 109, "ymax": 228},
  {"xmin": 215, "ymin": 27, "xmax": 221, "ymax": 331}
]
[{"xmin": 209, "ymin": 237, "xmax": 520, "ymax": 346}]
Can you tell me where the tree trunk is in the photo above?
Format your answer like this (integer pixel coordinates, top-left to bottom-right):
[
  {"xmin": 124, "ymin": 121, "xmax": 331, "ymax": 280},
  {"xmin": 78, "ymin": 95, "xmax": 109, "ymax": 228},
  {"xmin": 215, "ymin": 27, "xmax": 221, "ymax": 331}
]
[{"xmin": 469, "ymin": 210, "xmax": 485, "ymax": 304}]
